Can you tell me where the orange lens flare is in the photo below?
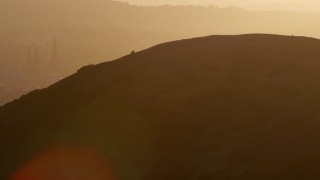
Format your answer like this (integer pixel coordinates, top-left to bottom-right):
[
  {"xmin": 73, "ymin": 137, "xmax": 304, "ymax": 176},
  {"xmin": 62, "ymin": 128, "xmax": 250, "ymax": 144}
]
[{"xmin": 10, "ymin": 146, "xmax": 115, "ymax": 180}]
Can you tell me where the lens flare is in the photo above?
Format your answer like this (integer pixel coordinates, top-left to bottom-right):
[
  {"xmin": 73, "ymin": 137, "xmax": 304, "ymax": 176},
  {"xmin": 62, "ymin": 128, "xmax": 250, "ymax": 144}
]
[{"xmin": 10, "ymin": 146, "xmax": 115, "ymax": 180}]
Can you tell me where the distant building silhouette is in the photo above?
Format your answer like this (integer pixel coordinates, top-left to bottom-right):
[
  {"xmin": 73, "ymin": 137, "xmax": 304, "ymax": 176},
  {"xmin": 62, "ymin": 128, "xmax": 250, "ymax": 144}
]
[
  {"xmin": 50, "ymin": 36, "xmax": 60, "ymax": 73},
  {"xmin": 21, "ymin": 36, "xmax": 62, "ymax": 76},
  {"xmin": 21, "ymin": 45, "xmax": 41, "ymax": 76},
  {"xmin": 33, "ymin": 45, "xmax": 39, "ymax": 65},
  {"xmin": 27, "ymin": 46, "xmax": 32, "ymax": 63},
  {"xmin": 21, "ymin": 46, "xmax": 33, "ymax": 75},
  {"xmin": 32, "ymin": 45, "xmax": 41, "ymax": 75}
]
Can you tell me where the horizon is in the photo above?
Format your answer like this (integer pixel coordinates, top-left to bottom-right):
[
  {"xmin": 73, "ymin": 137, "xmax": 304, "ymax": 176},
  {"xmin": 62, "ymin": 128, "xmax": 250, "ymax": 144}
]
[{"xmin": 118, "ymin": 0, "xmax": 320, "ymax": 12}]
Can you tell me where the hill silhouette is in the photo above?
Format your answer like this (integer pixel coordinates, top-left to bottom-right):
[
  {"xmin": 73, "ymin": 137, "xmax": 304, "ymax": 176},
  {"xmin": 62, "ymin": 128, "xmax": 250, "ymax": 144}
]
[
  {"xmin": 2, "ymin": 0, "xmax": 320, "ymax": 76},
  {"xmin": 3, "ymin": 0, "xmax": 320, "ymax": 106},
  {"xmin": 2, "ymin": 34, "xmax": 320, "ymax": 179}
]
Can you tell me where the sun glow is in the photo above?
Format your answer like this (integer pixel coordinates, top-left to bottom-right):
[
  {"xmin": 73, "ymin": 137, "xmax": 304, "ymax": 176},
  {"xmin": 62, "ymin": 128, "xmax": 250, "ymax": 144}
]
[{"xmin": 10, "ymin": 146, "xmax": 115, "ymax": 180}]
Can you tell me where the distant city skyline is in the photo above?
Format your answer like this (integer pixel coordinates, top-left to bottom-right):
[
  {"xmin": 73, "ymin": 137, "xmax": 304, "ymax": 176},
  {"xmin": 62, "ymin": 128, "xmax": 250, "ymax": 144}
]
[{"xmin": 118, "ymin": 0, "xmax": 320, "ymax": 12}]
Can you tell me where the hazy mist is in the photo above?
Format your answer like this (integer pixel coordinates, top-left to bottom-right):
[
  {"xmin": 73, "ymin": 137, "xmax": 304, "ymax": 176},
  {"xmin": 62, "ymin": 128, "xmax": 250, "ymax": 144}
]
[{"xmin": 121, "ymin": 0, "xmax": 320, "ymax": 12}]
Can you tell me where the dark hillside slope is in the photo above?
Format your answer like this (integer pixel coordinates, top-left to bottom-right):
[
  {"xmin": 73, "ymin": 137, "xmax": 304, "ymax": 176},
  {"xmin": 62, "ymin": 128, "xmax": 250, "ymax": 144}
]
[{"xmin": 2, "ymin": 34, "xmax": 320, "ymax": 179}]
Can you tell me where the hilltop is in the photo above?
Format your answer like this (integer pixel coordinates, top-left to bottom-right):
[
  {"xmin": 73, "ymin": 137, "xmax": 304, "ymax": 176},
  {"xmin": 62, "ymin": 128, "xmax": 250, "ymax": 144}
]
[{"xmin": 2, "ymin": 34, "xmax": 320, "ymax": 179}]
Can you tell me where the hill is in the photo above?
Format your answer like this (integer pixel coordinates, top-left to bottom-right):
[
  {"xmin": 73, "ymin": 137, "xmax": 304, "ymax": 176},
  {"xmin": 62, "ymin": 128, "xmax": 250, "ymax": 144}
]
[
  {"xmin": 2, "ymin": 34, "xmax": 320, "ymax": 179},
  {"xmin": 2, "ymin": 0, "xmax": 320, "ymax": 106}
]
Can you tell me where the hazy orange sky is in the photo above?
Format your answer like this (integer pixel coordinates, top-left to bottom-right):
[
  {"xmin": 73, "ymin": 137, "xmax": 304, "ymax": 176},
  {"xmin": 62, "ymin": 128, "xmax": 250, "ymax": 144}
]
[{"xmin": 119, "ymin": 0, "xmax": 320, "ymax": 12}]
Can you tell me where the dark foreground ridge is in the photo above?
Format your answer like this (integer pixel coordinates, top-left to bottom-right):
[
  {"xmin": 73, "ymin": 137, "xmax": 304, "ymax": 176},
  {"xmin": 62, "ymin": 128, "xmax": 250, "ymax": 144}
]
[{"xmin": 1, "ymin": 34, "xmax": 320, "ymax": 180}]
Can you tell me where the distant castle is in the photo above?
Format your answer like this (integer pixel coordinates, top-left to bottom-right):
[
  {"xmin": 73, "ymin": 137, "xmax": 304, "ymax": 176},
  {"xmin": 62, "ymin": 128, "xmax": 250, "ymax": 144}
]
[{"xmin": 22, "ymin": 36, "xmax": 61, "ymax": 76}]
